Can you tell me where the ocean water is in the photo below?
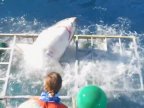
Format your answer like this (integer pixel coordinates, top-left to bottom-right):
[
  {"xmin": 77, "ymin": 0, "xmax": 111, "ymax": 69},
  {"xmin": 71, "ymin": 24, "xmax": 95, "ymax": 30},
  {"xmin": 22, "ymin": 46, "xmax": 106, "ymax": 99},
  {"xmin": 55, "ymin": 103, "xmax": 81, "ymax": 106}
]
[{"xmin": 0, "ymin": 0, "xmax": 144, "ymax": 108}]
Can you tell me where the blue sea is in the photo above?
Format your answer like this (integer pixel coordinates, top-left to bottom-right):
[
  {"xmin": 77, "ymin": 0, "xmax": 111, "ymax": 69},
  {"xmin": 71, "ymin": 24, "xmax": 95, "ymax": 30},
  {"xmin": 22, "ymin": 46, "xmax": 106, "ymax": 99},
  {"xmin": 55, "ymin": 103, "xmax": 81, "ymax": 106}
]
[{"xmin": 0, "ymin": 0, "xmax": 144, "ymax": 108}]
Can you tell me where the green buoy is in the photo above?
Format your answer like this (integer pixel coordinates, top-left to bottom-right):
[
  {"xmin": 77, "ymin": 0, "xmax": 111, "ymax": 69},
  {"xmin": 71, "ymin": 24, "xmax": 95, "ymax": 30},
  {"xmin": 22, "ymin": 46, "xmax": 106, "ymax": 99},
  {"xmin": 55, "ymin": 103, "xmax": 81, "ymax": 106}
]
[
  {"xmin": 0, "ymin": 42, "xmax": 8, "ymax": 47},
  {"xmin": 0, "ymin": 42, "xmax": 8, "ymax": 55},
  {"xmin": 76, "ymin": 85, "xmax": 107, "ymax": 108}
]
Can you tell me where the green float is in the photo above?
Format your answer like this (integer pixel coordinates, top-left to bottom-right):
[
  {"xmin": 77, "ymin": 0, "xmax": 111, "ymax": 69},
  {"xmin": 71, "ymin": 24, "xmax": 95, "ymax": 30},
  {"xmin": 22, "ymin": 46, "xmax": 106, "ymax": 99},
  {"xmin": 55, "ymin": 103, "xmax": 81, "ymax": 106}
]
[
  {"xmin": 76, "ymin": 85, "xmax": 107, "ymax": 108},
  {"xmin": 0, "ymin": 42, "xmax": 8, "ymax": 55}
]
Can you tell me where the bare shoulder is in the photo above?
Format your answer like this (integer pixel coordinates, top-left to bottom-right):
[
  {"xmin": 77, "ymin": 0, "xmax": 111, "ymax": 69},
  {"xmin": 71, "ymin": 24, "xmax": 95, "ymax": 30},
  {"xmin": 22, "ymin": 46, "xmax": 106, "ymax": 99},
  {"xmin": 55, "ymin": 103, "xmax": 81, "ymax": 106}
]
[{"xmin": 18, "ymin": 99, "xmax": 41, "ymax": 108}]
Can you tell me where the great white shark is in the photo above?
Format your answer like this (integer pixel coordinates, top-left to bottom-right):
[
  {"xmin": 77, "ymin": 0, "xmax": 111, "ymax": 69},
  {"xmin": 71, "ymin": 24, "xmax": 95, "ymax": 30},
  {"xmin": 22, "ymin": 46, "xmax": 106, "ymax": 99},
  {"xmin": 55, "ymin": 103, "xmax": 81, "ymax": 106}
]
[{"xmin": 15, "ymin": 17, "xmax": 76, "ymax": 73}]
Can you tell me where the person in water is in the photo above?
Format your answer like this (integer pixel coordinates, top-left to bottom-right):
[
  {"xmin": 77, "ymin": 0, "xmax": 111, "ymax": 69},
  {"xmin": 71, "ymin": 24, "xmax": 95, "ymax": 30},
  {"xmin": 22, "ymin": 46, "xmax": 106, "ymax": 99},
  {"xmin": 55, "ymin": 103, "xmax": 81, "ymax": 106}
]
[{"xmin": 18, "ymin": 72, "xmax": 67, "ymax": 108}]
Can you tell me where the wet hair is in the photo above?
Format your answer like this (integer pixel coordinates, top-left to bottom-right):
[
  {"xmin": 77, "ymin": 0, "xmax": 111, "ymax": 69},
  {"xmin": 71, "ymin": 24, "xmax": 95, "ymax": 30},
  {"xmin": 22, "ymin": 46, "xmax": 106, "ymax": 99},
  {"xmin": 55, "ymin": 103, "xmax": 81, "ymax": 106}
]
[{"xmin": 44, "ymin": 72, "xmax": 62, "ymax": 96}]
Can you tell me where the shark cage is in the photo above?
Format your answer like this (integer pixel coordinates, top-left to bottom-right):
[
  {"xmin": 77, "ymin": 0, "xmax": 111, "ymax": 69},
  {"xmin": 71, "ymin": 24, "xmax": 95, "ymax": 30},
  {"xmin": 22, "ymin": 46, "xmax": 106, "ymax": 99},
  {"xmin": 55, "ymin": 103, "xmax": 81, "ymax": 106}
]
[{"xmin": 0, "ymin": 34, "xmax": 143, "ymax": 108}]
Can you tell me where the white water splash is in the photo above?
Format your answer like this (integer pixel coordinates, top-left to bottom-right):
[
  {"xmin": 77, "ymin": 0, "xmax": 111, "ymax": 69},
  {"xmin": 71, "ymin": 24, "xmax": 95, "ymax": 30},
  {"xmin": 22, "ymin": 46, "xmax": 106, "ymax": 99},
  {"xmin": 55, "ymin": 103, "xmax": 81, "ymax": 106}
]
[{"xmin": 0, "ymin": 18, "xmax": 143, "ymax": 107}]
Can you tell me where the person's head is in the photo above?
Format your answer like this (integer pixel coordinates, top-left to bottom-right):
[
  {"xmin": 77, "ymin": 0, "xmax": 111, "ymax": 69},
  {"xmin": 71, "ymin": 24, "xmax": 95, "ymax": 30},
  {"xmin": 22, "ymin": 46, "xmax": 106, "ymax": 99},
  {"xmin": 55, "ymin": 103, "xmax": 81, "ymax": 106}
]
[{"xmin": 43, "ymin": 72, "xmax": 62, "ymax": 96}]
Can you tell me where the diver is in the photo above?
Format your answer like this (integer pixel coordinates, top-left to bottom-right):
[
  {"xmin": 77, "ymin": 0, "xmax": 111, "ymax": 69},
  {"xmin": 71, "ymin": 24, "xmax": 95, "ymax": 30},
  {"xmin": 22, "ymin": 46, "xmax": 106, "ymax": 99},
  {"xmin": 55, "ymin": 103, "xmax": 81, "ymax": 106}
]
[{"xmin": 18, "ymin": 72, "xmax": 67, "ymax": 108}]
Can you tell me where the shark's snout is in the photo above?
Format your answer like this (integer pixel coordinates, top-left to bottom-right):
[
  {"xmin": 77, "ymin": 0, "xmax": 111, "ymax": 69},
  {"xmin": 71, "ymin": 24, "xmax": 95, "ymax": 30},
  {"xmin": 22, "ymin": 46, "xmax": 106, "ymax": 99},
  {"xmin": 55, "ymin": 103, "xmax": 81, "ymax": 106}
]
[{"xmin": 70, "ymin": 17, "xmax": 77, "ymax": 22}]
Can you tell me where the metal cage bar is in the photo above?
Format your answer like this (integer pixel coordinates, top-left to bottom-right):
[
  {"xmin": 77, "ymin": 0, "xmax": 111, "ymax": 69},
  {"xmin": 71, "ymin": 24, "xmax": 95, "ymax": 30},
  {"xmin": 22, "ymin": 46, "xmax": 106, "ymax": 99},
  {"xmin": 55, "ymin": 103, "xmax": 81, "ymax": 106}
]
[{"xmin": 0, "ymin": 34, "xmax": 143, "ymax": 108}]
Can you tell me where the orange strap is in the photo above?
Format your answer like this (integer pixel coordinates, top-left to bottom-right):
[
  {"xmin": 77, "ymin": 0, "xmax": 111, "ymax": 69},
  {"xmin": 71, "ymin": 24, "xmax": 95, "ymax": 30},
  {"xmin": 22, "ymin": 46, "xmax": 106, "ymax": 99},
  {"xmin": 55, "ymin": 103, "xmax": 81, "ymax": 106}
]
[{"xmin": 32, "ymin": 97, "xmax": 68, "ymax": 108}]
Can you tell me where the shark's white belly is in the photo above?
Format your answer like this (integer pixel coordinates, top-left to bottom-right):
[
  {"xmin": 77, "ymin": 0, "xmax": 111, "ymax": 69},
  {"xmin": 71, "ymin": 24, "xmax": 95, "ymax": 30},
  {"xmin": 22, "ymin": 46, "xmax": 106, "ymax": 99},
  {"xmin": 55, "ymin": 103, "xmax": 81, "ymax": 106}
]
[{"xmin": 33, "ymin": 27, "xmax": 70, "ymax": 60}]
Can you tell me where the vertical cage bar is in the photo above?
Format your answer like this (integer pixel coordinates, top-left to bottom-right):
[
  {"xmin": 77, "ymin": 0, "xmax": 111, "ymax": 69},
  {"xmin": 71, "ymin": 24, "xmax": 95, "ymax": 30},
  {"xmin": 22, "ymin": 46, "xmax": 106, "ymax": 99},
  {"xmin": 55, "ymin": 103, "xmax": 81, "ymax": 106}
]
[
  {"xmin": 104, "ymin": 37, "xmax": 107, "ymax": 51},
  {"xmin": 119, "ymin": 38, "xmax": 123, "ymax": 55},
  {"xmin": 2, "ymin": 35, "xmax": 16, "ymax": 96},
  {"xmin": 74, "ymin": 35, "xmax": 79, "ymax": 92},
  {"xmin": 91, "ymin": 36, "xmax": 94, "ymax": 60},
  {"xmin": 133, "ymin": 37, "xmax": 143, "ymax": 90}
]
